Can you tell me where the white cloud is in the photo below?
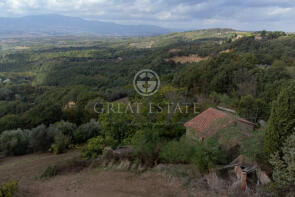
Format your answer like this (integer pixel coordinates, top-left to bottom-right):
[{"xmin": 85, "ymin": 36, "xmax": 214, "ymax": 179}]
[
  {"xmin": 155, "ymin": 11, "xmax": 172, "ymax": 20},
  {"xmin": 269, "ymin": 7, "xmax": 292, "ymax": 15},
  {"xmin": 0, "ymin": 0, "xmax": 294, "ymax": 31}
]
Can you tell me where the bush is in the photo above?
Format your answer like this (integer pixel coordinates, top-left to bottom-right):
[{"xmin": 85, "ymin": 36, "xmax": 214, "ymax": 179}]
[
  {"xmin": 40, "ymin": 166, "xmax": 57, "ymax": 179},
  {"xmin": 50, "ymin": 133, "xmax": 71, "ymax": 154},
  {"xmin": 0, "ymin": 120, "xmax": 100, "ymax": 156},
  {"xmin": 155, "ymin": 124, "xmax": 186, "ymax": 140},
  {"xmin": 28, "ymin": 124, "xmax": 53, "ymax": 152},
  {"xmin": 131, "ymin": 129, "xmax": 226, "ymax": 170},
  {"xmin": 82, "ymin": 136, "xmax": 105, "ymax": 159},
  {"xmin": 0, "ymin": 129, "xmax": 29, "ymax": 156},
  {"xmin": 104, "ymin": 135, "xmax": 118, "ymax": 149},
  {"xmin": 46, "ymin": 121, "xmax": 76, "ymax": 153},
  {"xmin": 0, "ymin": 121, "xmax": 77, "ymax": 155},
  {"xmin": 190, "ymin": 137, "xmax": 227, "ymax": 173},
  {"xmin": 100, "ymin": 111, "xmax": 136, "ymax": 144},
  {"xmin": 0, "ymin": 181, "xmax": 18, "ymax": 197},
  {"xmin": 159, "ymin": 137, "xmax": 195, "ymax": 163},
  {"xmin": 131, "ymin": 128, "xmax": 161, "ymax": 166},
  {"xmin": 240, "ymin": 129, "xmax": 264, "ymax": 162},
  {"xmin": 49, "ymin": 121, "xmax": 77, "ymax": 137},
  {"xmin": 73, "ymin": 119, "xmax": 102, "ymax": 144}
]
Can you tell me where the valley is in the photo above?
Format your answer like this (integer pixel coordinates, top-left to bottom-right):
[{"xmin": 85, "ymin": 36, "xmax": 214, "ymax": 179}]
[{"xmin": 1, "ymin": 28, "xmax": 295, "ymax": 197}]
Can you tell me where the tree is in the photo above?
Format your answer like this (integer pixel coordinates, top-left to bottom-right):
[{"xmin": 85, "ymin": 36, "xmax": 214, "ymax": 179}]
[
  {"xmin": 261, "ymin": 30, "xmax": 267, "ymax": 38},
  {"xmin": 264, "ymin": 81, "xmax": 295, "ymax": 157},
  {"xmin": 99, "ymin": 105, "xmax": 136, "ymax": 143},
  {"xmin": 191, "ymin": 136, "xmax": 227, "ymax": 172},
  {"xmin": 269, "ymin": 133, "xmax": 295, "ymax": 190},
  {"xmin": 0, "ymin": 129, "xmax": 29, "ymax": 156},
  {"xmin": 49, "ymin": 121, "xmax": 77, "ymax": 137},
  {"xmin": 238, "ymin": 95, "xmax": 269, "ymax": 122},
  {"xmin": 240, "ymin": 129, "xmax": 264, "ymax": 162},
  {"xmin": 28, "ymin": 124, "xmax": 54, "ymax": 152},
  {"xmin": 22, "ymin": 103, "xmax": 63, "ymax": 128},
  {"xmin": 0, "ymin": 114, "xmax": 23, "ymax": 133},
  {"xmin": 131, "ymin": 128, "xmax": 161, "ymax": 166},
  {"xmin": 73, "ymin": 119, "xmax": 102, "ymax": 144}
]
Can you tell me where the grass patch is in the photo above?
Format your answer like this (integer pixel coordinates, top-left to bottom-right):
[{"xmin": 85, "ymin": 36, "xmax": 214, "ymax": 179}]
[{"xmin": 40, "ymin": 166, "xmax": 57, "ymax": 179}]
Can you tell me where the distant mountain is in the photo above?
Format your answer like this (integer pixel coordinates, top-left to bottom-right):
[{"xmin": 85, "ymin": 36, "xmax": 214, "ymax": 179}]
[{"xmin": 0, "ymin": 14, "xmax": 171, "ymax": 37}]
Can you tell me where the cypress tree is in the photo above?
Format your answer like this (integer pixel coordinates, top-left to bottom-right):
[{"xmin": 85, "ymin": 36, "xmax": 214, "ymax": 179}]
[{"xmin": 264, "ymin": 81, "xmax": 295, "ymax": 157}]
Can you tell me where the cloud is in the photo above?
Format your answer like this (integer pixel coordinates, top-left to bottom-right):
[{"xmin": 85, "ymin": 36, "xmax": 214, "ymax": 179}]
[
  {"xmin": 0, "ymin": 0, "xmax": 294, "ymax": 31},
  {"xmin": 269, "ymin": 7, "xmax": 292, "ymax": 15}
]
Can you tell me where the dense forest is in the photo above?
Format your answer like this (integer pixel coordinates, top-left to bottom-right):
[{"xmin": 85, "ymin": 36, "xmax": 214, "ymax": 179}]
[{"xmin": 1, "ymin": 29, "xmax": 295, "ymax": 196}]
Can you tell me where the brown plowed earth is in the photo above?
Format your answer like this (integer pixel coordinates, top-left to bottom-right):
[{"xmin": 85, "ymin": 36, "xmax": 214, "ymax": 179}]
[{"xmin": 0, "ymin": 151, "xmax": 199, "ymax": 197}]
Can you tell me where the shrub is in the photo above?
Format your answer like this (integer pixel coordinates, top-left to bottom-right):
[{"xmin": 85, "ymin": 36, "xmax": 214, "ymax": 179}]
[
  {"xmin": 159, "ymin": 137, "xmax": 195, "ymax": 163},
  {"xmin": 73, "ymin": 119, "xmax": 102, "ymax": 144},
  {"xmin": 191, "ymin": 137, "xmax": 227, "ymax": 173},
  {"xmin": 131, "ymin": 128, "xmax": 161, "ymax": 166},
  {"xmin": 238, "ymin": 95, "xmax": 269, "ymax": 122},
  {"xmin": 240, "ymin": 129, "xmax": 264, "ymax": 162},
  {"xmin": 28, "ymin": 124, "xmax": 53, "ymax": 152},
  {"xmin": 155, "ymin": 124, "xmax": 186, "ymax": 140},
  {"xmin": 40, "ymin": 166, "xmax": 57, "ymax": 179},
  {"xmin": 219, "ymin": 94, "xmax": 232, "ymax": 107},
  {"xmin": 100, "ymin": 111, "xmax": 136, "ymax": 144},
  {"xmin": 46, "ymin": 121, "xmax": 76, "ymax": 153},
  {"xmin": 82, "ymin": 136, "xmax": 105, "ymax": 159},
  {"xmin": 50, "ymin": 133, "xmax": 71, "ymax": 154},
  {"xmin": 104, "ymin": 135, "xmax": 118, "ymax": 149},
  {"xmin": 0, "ymin": 181, "xmax": 18, "ymax": 197},
  {"xmin": 0, "ymin": 129, "xmax": 29, "ymax": 156},
  {"xmin": 269, "ymin": 133, "xmax": 295, "ymax": 190},
  {"xmin": 49, "ymin": 121, "xmax": 77, "ymax": 137}
]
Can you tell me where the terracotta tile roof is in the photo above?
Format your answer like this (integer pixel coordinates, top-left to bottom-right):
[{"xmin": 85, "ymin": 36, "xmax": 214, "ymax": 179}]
[{"xmin": 184, "ymin": 108, "xmax": 232, "ymax": 137}]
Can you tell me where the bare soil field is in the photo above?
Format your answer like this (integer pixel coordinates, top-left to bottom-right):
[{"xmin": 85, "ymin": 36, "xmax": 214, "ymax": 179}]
[
  {"xmin": 219, "ymin": 49, "xmax": 231, "ymax": 54},
  {"xmin": 0, "ymin": 151, "xmax": 199, "ymax": 197},
  {"xmin": 168, "ymin": 48, "xmax": 181, "ymax": 53},
  {"xmin": 14, "ymin": 46, "xmax": 30, "ymax": 50},
  {"xmin": 129, "ymin": 41, "xmax": 155, "ymax": 48},
  {"xmin": 22, "ymin": 169, "xmax": 196, "ymax": 197},
  {"xmin": 0, "ymin": 151, "xmax": 81, "ymax": 185},
  {"xmin": 165, "ymin": 55, "xmax": 209, "ymax": 64}
]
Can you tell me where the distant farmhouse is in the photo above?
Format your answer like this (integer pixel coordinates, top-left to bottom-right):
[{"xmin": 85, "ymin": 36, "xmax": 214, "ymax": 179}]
[
  {"xmin": 254, "ymin": 35, "xmax": 263, "ymax": 40},
  {"xmin": 184, "ymin": 107, "xmax": 256, "ymax": 142},
  {"xmin": 3, "ymin": 78, "xmax": 12, "ymax": 84}
]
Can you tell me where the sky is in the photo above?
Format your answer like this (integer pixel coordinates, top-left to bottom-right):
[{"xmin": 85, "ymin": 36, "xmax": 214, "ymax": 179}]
[{"xmin": 0, "ymin": 0, "xmax": 295, "ymax": 32}]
